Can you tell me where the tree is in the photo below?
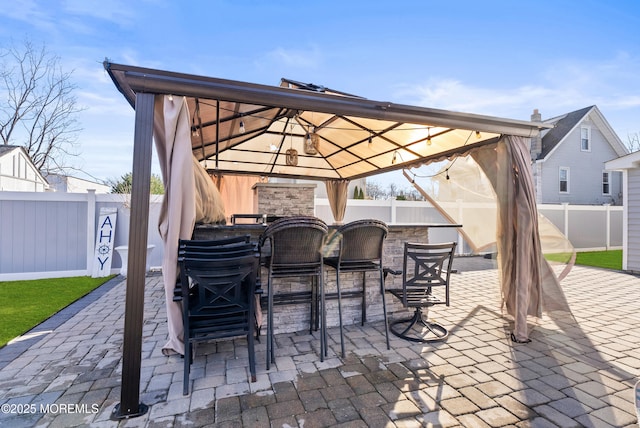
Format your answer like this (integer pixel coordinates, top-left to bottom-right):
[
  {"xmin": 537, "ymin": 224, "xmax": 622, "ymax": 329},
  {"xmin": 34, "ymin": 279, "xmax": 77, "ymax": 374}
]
[
  {"xmin": 0, "ymin": 40, "xmax": 82, "ymax": 174},
  {"xmin": 366, "ymin": 180, "xmax": 385, "ymax": 200},
  {"xmin": 627, "ymin": 133, "xmax": 640, "ymax": 152},
  {"xmin": 109, "ymin": 172, "xmax": 165, "ymax": 195}
]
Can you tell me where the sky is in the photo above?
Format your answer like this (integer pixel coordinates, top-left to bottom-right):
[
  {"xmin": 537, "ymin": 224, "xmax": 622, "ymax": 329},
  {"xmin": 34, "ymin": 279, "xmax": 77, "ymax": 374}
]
[{"xmin": 1, "ymin": 0, "xmax": 639, "ymax": 190}]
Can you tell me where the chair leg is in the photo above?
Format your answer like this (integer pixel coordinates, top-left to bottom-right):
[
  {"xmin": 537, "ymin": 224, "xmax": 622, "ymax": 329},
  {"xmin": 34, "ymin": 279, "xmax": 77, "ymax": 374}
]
[
  {"xmin": 336, "ymin": 269, "xmax": 345, "ymax": 358},
  {"xmin": 266, "ymin": 274, "xmax": 274, "ymax": 371},
  {"xmin": 320, "ymin": 268, "xmax": 327, "ymax": 360},
  {"xmin": 361, "ymin": 272, "xmax": 367, "ymax": 326},
  {"xmin": 183, "ymin": 341, "xmax": 191, "ymax": 396},
  {"xmin": 379, "ymin": 269, "xmax": 390, "ymax": 350},
  {"xmin": 248, "ymin": 309, "xmax": 257, "ymax": 383},
  {"xmin": 310, "ymin": 276, "xmax": 316, "ymax": 335}
]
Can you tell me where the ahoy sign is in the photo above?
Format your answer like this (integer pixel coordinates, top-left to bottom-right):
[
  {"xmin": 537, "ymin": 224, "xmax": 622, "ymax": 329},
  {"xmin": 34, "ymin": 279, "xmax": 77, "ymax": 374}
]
[{"xmin": 91, "ymin": 207, "xmax": 118, "ymax": 278}]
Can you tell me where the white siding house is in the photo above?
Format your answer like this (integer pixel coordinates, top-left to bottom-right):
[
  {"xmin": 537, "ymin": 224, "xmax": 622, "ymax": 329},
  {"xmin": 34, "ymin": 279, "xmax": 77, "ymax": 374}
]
[
  {"xmin": 530, "ymin": 106, "xmax": 628, "ymax": 205},
  {"xmin": 45, "ymin": 173, "xmax": 111, "ymax": 194},
  {"xmin": 0, "ymin": 145, "xmax": 49, "ymax": 192},
  {"xmin": 606, "ymin": 151, "xmax": 640, "ymax": 272}
]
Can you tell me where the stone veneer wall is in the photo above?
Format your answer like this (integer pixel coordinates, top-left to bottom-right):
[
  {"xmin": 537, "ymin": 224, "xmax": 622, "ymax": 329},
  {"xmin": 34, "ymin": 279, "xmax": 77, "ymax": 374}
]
[{"xmin": 253, "ymin": 183, "xmax": 316, "ymax": 217}]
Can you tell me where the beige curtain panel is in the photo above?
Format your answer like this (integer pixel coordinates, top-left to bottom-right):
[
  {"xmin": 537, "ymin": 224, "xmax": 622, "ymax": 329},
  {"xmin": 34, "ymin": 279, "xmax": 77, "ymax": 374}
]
[
  {"xmin": 325, "ymin": 179, "xmax": 350, "ymax": 224},
  {"xmin": 408, "ymin": 136, "xmax": 574, "ymax": 342},
  {"xmin": 154, "ymin": 95, "xmax": 196, "ymax": 356}
]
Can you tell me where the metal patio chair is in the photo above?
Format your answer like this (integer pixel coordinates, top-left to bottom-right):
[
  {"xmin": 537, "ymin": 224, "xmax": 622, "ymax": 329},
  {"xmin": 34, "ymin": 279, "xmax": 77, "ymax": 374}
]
[
  {"xmin": 385, "ymin": 241, "xmax": 457, "ymax": 343},
  {"xmin": 177, "ymin": 238, "xmax": 259, "ymax": 395}
]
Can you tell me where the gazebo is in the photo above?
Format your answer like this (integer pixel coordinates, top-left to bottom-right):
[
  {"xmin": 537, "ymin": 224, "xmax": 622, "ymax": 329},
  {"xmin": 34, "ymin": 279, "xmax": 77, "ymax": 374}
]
[{"xmin": 104, "ymin": 61, "xmax": 554, "ymax": 419}]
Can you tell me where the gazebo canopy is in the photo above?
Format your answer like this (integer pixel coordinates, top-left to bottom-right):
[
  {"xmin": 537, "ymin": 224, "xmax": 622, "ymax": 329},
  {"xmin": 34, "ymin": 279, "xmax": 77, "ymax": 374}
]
[
  {"xmin": 105, "ymin": 62, "xmax": 550, "ymax": 180},
  {"xmin": 103, "ymin": 61, "xmax": 556, "ymax": 420}
]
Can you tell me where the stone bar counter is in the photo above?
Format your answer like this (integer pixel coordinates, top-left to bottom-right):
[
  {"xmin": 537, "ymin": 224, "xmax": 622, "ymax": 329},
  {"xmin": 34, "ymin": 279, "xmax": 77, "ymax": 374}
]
[{"xmin": 192, "ymin": 182, "xmax": 459, "ymax": 335}]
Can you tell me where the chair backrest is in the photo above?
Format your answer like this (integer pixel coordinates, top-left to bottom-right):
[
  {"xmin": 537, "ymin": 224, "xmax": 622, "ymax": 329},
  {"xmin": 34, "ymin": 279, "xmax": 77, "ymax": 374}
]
[
  {"xmin": 179, "ymin": 253, "xmax": 259, "ymax": 317},
  {"xmin": 178, "ymin": 236, "xmax": 255, "ymax": 260},
  {"xmin": 259, "ymin": 216, "xmax": 328, "ymax": 267},
  {"xmin": 336, "ymin": 219, "xmax": 388, "ymax": 263},
  {"xmin": 403, "ymin": 242, "xmax": 457, "ymax": 302}
]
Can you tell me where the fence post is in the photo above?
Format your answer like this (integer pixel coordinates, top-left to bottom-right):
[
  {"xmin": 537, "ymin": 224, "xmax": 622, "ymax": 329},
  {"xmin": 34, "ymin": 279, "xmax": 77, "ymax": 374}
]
[
  {"xmin": 86, "ymin": 190, "xmax": 96, "ymax": 275},
  {"xmin": 562, "ymin": 203, "xmax": 569, "ymax": 239},
  {"xmin": 390, "ymin": 198, "xmax": 397, "ymax": 224},
  {"xmin": 605, "ymin": 203, "xmax": 611, "ymax": 250},
  {"xmin": 456, "ymin": 199, "xmax": 464, "ymax": 255}
]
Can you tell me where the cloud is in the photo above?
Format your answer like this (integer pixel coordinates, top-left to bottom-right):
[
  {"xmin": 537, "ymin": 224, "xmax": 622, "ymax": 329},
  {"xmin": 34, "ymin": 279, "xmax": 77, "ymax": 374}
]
[
  {"xmin": 0, "ymin": 0, "xmax": 57, "ymax": 32},
  {"xmin": 395, "ymin": 53, "xmax": 640, "ymax": 126},
  {"xmin": 264, "ymin": 46, "xmax": 322, "ymax": 68},
  {"xmin": 61, "ymin": 0, "xmax": 137, "ymax": 25}
]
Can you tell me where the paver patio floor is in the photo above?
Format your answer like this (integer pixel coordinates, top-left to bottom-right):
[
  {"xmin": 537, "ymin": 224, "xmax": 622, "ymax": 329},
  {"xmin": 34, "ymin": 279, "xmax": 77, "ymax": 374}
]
[{"xmin": 1, "ymin": 257, "xmax": 639, "ymax": 427}]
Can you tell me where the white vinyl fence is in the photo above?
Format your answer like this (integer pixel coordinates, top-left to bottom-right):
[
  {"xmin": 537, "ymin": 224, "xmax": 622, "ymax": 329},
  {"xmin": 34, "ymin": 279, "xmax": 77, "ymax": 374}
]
[{"xmin": 0, "ymin": 191, "xmax": 622, "ymax": 280}]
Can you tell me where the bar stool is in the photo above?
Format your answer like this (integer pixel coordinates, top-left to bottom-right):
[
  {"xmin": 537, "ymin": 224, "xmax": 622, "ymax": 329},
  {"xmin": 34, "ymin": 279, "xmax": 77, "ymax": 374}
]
[
  {"xmin": 259, "ymin": 216, "xmax": 328, "ymax": 370},
  {"xmin": 323, "ymin": 219, "xmax": 390, "ymax": 357}
]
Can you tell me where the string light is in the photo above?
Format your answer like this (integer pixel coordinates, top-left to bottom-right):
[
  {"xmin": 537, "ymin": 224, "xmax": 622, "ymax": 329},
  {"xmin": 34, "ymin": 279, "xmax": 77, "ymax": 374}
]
[
  {"xmin": 239, "ymin": 120, "xmax": 246, "ymax": 134},
  {"xmin": 392, "ymin": 151, "xmax": 397, "ymax": 164},
  {"xmin": 475, "ymin": 130, "xmax": 481, "ymax": 139},
  {"xmin": 168, "ymin": 94, "xmax": 173, "ymax": 101},
  {"xmin": 426, "ymin": 128, "xmax": 432, "ymax": 146}
]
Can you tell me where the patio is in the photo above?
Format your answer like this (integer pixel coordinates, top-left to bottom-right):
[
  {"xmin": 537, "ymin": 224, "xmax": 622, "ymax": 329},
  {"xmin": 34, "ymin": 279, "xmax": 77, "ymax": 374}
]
[{"xmin": 1, "ymin": 258, "xmax": 639, "ymax": 427}]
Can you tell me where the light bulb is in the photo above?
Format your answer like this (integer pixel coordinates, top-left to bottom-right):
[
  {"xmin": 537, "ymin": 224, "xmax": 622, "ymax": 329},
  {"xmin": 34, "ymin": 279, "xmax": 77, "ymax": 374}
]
[
  {"xmin": 475, "ymin": 130, "xmax": 481, "ymax": 139},
  {"xmin": 392, "ymin": 152, "xmax": 397, "ymax": 164},
  {"xmin": 239, "ymin": 120, "xmax": 245, "ymax": 134}
]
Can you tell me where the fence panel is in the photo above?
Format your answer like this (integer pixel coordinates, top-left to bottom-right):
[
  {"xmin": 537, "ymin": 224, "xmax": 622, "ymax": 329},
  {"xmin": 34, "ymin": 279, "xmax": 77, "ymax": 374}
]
[{"xmin": 0, "ymin": 191, "xmax": 624, "ymax": 279}]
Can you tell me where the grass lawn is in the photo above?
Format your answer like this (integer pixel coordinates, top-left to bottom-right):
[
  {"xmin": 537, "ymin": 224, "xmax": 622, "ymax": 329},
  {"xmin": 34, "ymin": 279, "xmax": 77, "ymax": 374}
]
[
  {"xmin": 546, "ymin": 249, "xmax": 622, "ymax": 271},
  {"xmin": 0, "ymin": 275, "xmax": 115, "ymax": 348}
]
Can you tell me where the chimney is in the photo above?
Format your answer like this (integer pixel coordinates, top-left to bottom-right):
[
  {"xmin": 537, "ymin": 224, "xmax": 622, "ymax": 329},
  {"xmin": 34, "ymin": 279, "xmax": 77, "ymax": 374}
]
[{"xmin": 530, "ymin": 109, "xmax": 543, "ymax": 161}]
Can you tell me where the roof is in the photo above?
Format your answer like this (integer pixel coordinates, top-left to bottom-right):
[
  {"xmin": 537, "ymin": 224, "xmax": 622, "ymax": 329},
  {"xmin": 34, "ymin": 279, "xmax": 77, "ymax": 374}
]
[
  {"xmin": 536, "ymin": 105, "xmax": 628, "ymax": 160},
  {"xmin": 0, "ymin": 145, "xmax": 24, "ymax": 157},
  {"xmin": 104, "ymin": 61, "xmax": 551, "ymax": 182},
  {"xmin": 605, "ymin": 149, "xmax": 640, "ymax": 170}
]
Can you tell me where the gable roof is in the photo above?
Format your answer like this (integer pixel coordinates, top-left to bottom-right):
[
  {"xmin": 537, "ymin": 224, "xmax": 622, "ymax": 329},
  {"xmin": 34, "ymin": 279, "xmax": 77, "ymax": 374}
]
[
  {"xmin": 0, "ymin": 145, "xmax": 24, "ymax": 157},
  {"xmin": 536, "ymin": 105, "xmax": 628, "ymax": 161},
  {"xmin": 0, "ymin": 145, "xmax": 49, "ymax": 187}
]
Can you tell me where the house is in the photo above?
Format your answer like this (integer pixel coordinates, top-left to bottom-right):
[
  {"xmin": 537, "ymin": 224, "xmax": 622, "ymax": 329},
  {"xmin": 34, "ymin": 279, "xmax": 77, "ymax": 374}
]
[
  {"xmin": 530, "ymin": 106, "xmax": 628, "ymax": 205},
  {"xmin": 605, "ymin": 151, "xmax": 640, "ymax": 272},
  {"xmin": 44, "ymin": 173, "xmax": 111, "ymax": 193},
  {"xmin": 0, "ymin": 145, "xmax": 49, "ymax": 192}
]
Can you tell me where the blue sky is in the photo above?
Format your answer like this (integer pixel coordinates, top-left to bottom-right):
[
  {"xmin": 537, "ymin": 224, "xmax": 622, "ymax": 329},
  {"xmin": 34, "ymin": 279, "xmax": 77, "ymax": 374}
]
[{"xmin": 1, "ymin": 0, "xmax": 639, "ymax": 189}]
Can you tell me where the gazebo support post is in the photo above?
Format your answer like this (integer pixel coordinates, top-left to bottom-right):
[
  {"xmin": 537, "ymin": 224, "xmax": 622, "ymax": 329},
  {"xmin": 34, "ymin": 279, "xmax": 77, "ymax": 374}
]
[{"xmin": 111, "ymin": 92, "xmax": 154, "ymax": 420}]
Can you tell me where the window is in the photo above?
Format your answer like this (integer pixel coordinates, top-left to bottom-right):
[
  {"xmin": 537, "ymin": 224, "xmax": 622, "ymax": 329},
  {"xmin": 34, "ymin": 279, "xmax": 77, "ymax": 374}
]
[
  {"xmin": 602, "ymin": 171, "xmax": 610, "ymax": 195},
  {"xmin": 559, "ymin": 167, "xmax": 569, "ymax": 193},
  {"xmin": 580, "ymin": 126, "xmax": 591, "ymax": 151}
]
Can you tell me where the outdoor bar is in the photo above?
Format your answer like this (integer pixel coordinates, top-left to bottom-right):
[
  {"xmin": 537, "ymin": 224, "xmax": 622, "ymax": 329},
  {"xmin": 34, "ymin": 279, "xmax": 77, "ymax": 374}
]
[{"xmin": 192, "ymin": 181, "xmax": 460, "ymax": 334}]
